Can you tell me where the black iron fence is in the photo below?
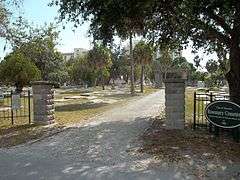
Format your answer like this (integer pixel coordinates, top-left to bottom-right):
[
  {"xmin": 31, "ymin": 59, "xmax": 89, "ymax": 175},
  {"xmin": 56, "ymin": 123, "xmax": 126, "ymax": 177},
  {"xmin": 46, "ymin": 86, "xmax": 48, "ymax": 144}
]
[
  {"xmin": 193, "ymin": 92, "xmax": 230, "ymax": 129},
  {"xmin": 0, "ymin": 90, "xmax": 32, "ymax": 126},
  {"xmin": 193, "ymin": 91, "xmax": 239, "ymax": 141}
]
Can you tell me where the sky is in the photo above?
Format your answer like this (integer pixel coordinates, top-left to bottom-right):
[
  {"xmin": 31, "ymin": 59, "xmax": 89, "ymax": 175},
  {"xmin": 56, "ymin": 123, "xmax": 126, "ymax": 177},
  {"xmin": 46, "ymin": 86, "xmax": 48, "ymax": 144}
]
[
  {"xmin": 0, "ymin": 0, "xmax": 92, "ymax": 58},
  {"xmin": 0, "ymin": 0, "xmax": 217, "ymax": 69}
]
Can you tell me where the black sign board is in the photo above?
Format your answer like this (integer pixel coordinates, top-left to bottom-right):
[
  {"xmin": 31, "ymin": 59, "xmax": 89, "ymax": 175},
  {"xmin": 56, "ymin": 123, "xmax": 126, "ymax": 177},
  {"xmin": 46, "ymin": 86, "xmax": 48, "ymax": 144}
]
[{"xmin": 205, "ymin": 101, "xmax": 240, "ymax": 128}]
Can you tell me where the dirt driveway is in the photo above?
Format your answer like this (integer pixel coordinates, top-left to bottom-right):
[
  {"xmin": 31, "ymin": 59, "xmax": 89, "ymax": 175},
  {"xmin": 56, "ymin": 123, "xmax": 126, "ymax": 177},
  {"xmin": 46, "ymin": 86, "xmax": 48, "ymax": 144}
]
[{"xmin": 0, "ymin": 90, "xmax": 174, "ymax": 180}]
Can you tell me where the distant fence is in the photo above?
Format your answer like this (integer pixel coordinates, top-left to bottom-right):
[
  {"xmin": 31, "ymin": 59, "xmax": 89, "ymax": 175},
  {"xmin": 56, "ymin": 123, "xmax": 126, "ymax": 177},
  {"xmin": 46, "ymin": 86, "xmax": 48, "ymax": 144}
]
[{"xmin": 0, "ymin": 90, "xmax": 31, "ymax": 126}]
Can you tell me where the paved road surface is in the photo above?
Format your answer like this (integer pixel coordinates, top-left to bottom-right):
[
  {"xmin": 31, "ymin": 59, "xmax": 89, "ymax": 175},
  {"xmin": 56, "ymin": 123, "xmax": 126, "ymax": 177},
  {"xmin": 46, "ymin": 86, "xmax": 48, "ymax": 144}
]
[{"xmin": 0, "ymin": 90, "xmax": 190, "ymax": 180}]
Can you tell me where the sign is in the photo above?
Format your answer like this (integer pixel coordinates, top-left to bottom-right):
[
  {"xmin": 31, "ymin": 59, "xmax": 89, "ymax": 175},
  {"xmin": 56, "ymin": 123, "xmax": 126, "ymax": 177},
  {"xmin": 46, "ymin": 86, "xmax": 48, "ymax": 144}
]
[
  {"xmin": 205, "ymin": 101, "xmax": 240, "ymax": 128},
  {"xmin": 12, "ymin": 94, "xmax": 21, "ymax": 110}
]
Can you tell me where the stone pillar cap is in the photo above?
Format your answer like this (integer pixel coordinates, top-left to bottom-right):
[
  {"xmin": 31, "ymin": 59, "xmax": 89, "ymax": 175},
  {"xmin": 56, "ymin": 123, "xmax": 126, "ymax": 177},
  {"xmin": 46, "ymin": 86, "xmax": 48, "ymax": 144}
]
[{"xmin": 31, "ymin": 81, "xmax": 54, "ymax": 85}]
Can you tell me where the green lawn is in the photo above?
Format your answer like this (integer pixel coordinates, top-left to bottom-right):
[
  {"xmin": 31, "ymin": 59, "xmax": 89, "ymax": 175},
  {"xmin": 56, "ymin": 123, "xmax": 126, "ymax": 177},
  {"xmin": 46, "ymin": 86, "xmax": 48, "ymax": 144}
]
[{"xmin": 185, "ymin": 87, "xmax": 195, "ymax": 125}]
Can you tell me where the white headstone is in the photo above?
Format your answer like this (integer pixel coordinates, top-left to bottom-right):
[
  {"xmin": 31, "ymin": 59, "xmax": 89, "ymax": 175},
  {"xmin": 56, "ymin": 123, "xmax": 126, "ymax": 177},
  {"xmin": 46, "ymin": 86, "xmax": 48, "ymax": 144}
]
[{"xmin": 197, "ymin": 81, "xmax": 205, "ymax": 88}]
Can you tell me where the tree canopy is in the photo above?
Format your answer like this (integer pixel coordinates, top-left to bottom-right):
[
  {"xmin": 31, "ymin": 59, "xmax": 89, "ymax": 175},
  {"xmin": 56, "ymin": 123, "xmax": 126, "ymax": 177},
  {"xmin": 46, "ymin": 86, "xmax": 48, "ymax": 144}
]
[
  {"xmin": 11, "ymin": 24, "xmax": 66, "ymax": 82},
  {"xmin": 53, "ymin": 0, "xmax": 240, "ymax": 103},
  {"xmin": 0, "ymin": 51, "xmax": 41, "ymax": 92}
]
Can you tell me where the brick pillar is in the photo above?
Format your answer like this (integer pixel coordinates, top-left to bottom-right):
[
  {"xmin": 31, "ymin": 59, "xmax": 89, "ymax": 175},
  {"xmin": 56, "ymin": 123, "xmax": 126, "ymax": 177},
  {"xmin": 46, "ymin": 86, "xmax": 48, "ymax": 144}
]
[
  {"xmin": 32, "ymin": 81, "xmax": 55, "ymax": 125},
  {"xmin": 164, "ymin": 79, "xmax": 185, "ymax": 129}
]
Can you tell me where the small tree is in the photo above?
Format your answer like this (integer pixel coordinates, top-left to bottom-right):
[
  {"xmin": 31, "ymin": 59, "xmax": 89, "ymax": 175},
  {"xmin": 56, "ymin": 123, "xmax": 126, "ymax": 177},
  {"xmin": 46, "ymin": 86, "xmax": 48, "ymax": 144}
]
[
  {"xmin": 70, "ymin": 55, "xmax": 97, "ymax": 86},
  {"xmin": 133, "ymin": 41, "xmax": 153, "ymax": 92},
  {"xmin": 16, "ymin": 25, "xmax": 66, "ymax": 81},
  {"xmin": 154, "ymin": 47, "xmax": 174, "ymax": 81},
  {"xmin": 87, "ymin": 44, "xmax": 112, "ymax": 90},
  {"xmin": 205, "ymin": 59, "xmax": 226, "ymax": 87},
  {"xmin": 0, "ymin": 52, "xmax": 41, "ymax": 92}
]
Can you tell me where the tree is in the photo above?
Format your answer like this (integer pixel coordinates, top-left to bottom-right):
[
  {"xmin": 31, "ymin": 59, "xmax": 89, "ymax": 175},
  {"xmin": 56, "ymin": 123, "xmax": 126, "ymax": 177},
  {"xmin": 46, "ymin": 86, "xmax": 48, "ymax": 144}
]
[
  {"xmin": 154, "ymin": 47, "xmax": 174, "ymax": 80},
  {"xmin": 1, "ymin": 1, "xmax": 27, "ymax": 46},
  {"xmin": 87, "ymin": 44, "xmax": 112, "ymax": 90},
  {"xmin": 70, "ymin": 55, "xmax": 97, "ymax": 86},
  {"xmin": 14, "ymin": 25, "xmax": 66, "ymax": 81},
  {"xmin": 110, "ymin": 46, "xmax": 131, "ymax": 84},
  {"xmin": 53, "ymin": 0, "xmax": 240, "ymax": 102},
  {"xmin": 144, "ymin": 0, "xmax": 240, "ymax": 104},
  {"xmin": 172, "ymin": 56, "xmax": 197, "ymax": 84},
  {"xmin": 0, "ymin": 52, "xmax": 41, "ymax": 92},
  {"xmin": 48, "ymin": 70, "xmax": 69, "ymax": 86},
  {"xmin": 0, "ymin": 1, "xmax": 8, "ymax": 38},
  {"xmin": 205, "ymin": 59, "xmax": 226, "ymax": 87},
  {"xmin": 133, "ymin": 40, "xmax": 153, "ymax": 92},
  {"xmin": 51, "ymin": 0, "xmax": 151, "ymax": 95},
  {"xmin": 206, "ymin": 59, "xmax": 218, "ymax": 74}
]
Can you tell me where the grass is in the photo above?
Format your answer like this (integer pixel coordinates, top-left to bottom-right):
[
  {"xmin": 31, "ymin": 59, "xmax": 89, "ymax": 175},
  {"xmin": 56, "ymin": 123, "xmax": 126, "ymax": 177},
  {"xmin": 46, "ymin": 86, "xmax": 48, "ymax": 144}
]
[{"xmin": 185, "ymin": 87, "xmax": 195, "ymax": 125}]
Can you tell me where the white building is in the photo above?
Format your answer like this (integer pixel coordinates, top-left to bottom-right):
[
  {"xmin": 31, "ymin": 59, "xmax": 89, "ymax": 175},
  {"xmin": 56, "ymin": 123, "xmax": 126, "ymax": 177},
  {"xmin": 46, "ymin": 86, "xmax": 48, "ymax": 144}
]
[{"xmin": 62, "ymin": 48, "xmax": 88, "ymax": 61}]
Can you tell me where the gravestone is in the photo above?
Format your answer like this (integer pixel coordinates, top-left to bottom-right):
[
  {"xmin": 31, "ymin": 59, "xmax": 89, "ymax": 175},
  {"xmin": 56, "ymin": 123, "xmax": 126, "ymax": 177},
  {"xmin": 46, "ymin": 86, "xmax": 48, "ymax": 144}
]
[
  {"xmin": 164, "ymin": 78, "xmax": 186, "ymax": 129},
  {"xmin": 32, "ymin": 81, "xmax": 55, "ymax": 124}
]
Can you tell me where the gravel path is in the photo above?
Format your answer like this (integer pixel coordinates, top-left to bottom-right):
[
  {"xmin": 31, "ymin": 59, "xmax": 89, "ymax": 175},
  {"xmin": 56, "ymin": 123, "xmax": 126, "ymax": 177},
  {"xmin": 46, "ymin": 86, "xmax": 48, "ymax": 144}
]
[{"xmin": 0, "ymin": 90, "xmax": 188, "ymax": 180}]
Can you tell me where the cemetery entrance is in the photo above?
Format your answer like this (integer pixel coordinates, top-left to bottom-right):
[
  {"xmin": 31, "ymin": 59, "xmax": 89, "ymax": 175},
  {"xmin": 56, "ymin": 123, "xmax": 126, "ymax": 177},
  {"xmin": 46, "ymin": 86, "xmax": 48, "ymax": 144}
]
[
  {"xmin": 192, "ymin": 91, "xmax": 239, "ymax": 141},
  {"xmin": 0, "ymin": 90, "xmax": 31, "ymax": 126}
]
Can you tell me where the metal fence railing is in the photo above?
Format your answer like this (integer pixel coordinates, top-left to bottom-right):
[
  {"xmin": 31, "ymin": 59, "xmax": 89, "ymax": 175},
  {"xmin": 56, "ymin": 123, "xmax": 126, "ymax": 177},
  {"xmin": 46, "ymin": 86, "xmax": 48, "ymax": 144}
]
[
  {"xmin": 0, "ymin": 90, "xmax": 32, "ymax": 126},
  {"xmin": 193, "ymin": 91, "xmax": 240, "ymax": 141},
  {"xmin": 193, "ymin": 92, "xmax": 230, "ymax": 129}
]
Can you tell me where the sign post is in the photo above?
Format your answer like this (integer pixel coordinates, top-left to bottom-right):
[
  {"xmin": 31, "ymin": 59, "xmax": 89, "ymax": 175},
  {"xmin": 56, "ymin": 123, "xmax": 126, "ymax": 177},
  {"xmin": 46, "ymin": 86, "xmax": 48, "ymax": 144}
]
[{"xmin": 12, "ymin": 93, "xmax": 21, "ymax": 110}]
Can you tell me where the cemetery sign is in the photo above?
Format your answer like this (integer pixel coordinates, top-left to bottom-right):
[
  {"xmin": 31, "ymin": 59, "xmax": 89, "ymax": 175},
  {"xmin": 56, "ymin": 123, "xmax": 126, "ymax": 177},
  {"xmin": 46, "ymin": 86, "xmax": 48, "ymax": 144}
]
[
  {"xmin": 12, "ymin": 94, "xmax": 21, "ymax": 110},
  {"xmin": 205, "ymin": 101, "xmax": 240, "ymax": 128}
]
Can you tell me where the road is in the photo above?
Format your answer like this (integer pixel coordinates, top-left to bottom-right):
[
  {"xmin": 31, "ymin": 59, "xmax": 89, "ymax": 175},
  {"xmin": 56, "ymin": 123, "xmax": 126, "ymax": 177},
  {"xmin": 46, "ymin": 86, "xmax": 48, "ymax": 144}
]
[{"xmin": 0, "ymin": 90, "xmax": 191, "ymax": 180}]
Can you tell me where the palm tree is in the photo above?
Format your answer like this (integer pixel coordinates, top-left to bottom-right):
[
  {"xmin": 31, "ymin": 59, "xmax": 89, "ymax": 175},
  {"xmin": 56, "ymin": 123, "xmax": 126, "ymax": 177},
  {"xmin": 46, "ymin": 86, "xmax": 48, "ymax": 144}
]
[{"xmin": 133, "ymin": 41, "xmax": 153, "ymax": 93}]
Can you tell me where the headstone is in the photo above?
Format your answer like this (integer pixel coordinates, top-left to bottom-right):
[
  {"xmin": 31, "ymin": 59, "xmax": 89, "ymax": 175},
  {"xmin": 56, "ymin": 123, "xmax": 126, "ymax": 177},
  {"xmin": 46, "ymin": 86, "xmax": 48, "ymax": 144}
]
[{"xmin": 197, "ymin": 81, "xmax": 205, "ymax": 88}]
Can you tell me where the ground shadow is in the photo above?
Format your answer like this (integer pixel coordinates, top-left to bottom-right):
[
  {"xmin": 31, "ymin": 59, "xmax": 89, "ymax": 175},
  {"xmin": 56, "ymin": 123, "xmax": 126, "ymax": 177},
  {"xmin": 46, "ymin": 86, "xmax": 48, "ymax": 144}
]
[
  {"xmin": 0, "ymin": 116, "xmax": 178, "ymax": 180},
  {"xmin": 1, "ymin": 115, "xmax": 236, "ymax": 180},
  {"xmin": 55, "ymin": 102, "xmax": 109, "ymax": 112},
  {"xmin": 103, "ymin": 93, "xmax": 139, "ymax": 99}
]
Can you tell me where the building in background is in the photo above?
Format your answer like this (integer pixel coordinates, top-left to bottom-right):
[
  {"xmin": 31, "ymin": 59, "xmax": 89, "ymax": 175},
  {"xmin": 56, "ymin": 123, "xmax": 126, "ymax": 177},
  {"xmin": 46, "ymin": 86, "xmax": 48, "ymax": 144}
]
[{"xmin": 62, "ymin": 48, "xmax": 88, "ymax": 62}]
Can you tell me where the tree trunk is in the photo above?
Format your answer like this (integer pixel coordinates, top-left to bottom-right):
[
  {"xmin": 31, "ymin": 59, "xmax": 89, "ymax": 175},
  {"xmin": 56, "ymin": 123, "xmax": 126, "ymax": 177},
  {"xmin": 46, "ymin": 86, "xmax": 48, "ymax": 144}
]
[
  {"xmin": 15, "ymin": 82, "xmax": 23, "ymax": 93},
  {"xmin": 101, "ymin": 73, "xmax": 105, "ymax": 90},
  {"xmin": 226, "ymin": 46, "xmax": 240, "ymax": 105},
  {"xmin": 129, "ymin": 33, "xmax": 135, "ymax": 95},
  {"xmin": 140, "ymin": 64, "xmax": 144, "ymax": 93},
  {"xmin": 226, "ymin": 3, "xmax": 240, "ymax": 105}
]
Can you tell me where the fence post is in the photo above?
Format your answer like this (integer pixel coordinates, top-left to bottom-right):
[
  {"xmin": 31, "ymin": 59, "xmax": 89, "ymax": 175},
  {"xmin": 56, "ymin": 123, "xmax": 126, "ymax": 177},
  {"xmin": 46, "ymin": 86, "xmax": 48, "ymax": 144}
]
[
  {"xmin": 28, "ymin": 90, "xmax": 31, "ymax": 124},
  {"xmin": 10, "ymin": 90, "xmax": 14, "ymax": 125},
  {"xmin": 193, "ymin": 91, "xmax": 196, "ymax": 130},
  {"xmin": 209, "ymin": 92, "xmax": 213, "ymax": 133}
]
